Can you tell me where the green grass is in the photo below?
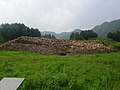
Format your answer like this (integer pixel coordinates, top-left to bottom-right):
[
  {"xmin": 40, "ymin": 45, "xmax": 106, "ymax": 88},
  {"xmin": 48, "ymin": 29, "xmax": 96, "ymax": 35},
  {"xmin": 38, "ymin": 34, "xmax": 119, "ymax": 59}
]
[
  {"xmin": 0, "ymin": 51, "xmax": 120, "ymax": 90},
  {"xmin": 93, "ymin": 38, "xmax": 120, "ymax": 50}
]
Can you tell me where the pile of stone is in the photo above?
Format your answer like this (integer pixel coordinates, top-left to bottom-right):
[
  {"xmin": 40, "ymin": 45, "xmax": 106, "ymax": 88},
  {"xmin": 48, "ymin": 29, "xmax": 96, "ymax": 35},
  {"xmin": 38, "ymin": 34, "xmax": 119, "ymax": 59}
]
[
  {"xmin": 0, "ymin": 36, "xmax": 113, "ymax": 55},
  {"xmin": 68, "ymin": 41, "xmax": 112, "ymax": 54}
]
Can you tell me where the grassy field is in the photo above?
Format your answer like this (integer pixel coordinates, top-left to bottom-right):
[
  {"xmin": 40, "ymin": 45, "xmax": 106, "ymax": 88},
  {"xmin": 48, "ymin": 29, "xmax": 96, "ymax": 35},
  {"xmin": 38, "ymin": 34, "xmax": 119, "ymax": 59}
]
[{"xmin": 0, "ymin": 51, "xmax": 120, "ymax": 90}]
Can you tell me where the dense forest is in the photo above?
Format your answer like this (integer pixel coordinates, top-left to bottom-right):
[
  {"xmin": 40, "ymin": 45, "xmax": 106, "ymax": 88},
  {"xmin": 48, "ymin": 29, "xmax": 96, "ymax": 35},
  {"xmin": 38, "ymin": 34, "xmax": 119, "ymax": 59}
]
[
  {"xmin": 0, "ymin": 23, "xmax": 41, "ymax": 42},
  {"xmin": 107, "ymin": 31, "xmax": 120, "ymax": 42},
  {"xmin": 0, "ymin": 23, "xmax": 56, "ymax": 43},
  {"xmin": 70, "ymin": 30, "xmax": 98, "ymax": 40}
]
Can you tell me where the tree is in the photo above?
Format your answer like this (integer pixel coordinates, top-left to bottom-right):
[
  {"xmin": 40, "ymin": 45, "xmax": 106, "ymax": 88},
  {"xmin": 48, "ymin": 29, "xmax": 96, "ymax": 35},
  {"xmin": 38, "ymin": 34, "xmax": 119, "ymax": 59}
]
[
  {"xmin": 107, "ymin": 32, "xmax": 113, "ymax": 39},
  {"xmin": 0, "ymin": 35, "xmax": 6, "ymax": 43},
  {"xmin": 0, "ymin": 23, "xmax": 41, "ymax": 42},
  {"xmin": 70, "ymin": 30, "xmax": 98, "ymax": 40},
  {"xmin": 70, "ymin": 32, "xmax": 75, "ymax": 40},
  {"xmin": 80, "ymin": 30, "xmax": 98, "ymax": 40},
  {"xmin": 70, "ymin": 32, "xmax": 82, "ymax": 40},
  {"xmin": 107, "ymin": 31, "xmax": 120, "ymax": 42},
  {"xmin": 42, "ymin": 34, "xmax": 56, "ymax": 39}
]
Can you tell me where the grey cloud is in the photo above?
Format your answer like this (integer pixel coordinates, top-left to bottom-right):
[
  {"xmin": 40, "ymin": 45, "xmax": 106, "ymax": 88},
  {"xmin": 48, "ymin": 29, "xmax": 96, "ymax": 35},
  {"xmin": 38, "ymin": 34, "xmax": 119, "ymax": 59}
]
[{"xmin": 0, "ymin": 0, "xmax": 120, "ymax": 33}]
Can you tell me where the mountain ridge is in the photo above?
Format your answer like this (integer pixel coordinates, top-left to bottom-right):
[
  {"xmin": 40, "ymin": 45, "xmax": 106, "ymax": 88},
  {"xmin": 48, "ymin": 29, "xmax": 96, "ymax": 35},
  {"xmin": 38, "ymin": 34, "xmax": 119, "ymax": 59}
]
[
  {"xmin": 41, "ymin": 19, "xmax": 120, "ymax": 39},
  {"xmin": 92, "ymin": 19, "xmax": 120, "ymax": 37},
  {"xmin": 41, "ymin": 29, "xmax": 82, "ymax": 39}
]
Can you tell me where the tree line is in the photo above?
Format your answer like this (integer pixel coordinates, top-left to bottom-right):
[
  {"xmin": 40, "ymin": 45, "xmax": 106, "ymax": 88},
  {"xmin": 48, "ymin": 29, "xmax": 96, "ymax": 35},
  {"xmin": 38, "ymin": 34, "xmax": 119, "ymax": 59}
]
[
  {"xmin": 70, "ymin": 30, "xmax": 120, "ymax": 42},
  {"xmin": 0, "ymin": 23, "xmax": 119, "ymax": 43},
  {"xmin": 41, "ymin": 34, "xmax": 56, "ymax": 39},
  {"xmin": 0, "ymin": 23, "xmax": 41, "ymax": 42},
  {"xmin": 0, "ymin": 23, "xmax": 56, "ymax": 43},
  {"xmin": 70, "ymin": 30, "xmax": 98, "ymax": 40},
  {"xmin": 107, "ymin": 31, "xmax": 120, "ymax": 42}
]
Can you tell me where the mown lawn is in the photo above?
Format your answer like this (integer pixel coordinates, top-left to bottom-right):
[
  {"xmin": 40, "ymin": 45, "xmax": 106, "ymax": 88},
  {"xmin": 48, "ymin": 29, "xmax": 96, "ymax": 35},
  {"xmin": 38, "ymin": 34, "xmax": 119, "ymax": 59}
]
[{"xmin": 0, "ymin": 51, "xmax": 120, "ymax": 90}]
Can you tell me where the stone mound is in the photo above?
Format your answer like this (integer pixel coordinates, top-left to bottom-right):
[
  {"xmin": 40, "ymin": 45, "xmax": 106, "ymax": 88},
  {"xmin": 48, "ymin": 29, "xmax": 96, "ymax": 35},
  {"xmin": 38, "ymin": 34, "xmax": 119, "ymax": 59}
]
[{"xmin": 0, "ymin": 36, "xmax": 113, "ymax": 55}]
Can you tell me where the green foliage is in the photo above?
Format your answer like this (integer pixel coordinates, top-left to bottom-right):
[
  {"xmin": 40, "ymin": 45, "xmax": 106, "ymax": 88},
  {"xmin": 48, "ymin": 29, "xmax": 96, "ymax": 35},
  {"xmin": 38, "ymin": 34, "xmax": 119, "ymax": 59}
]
[
  {"xmin": 80, "ymin": 30, "xmax": 98, "ymax": 40},
  {"xmin": 94, "ymin": 38, "xmax": 120, "ymax": 50},
  {"xmin": 0, "ymin": 51, "xmax": 120, "ymax": 90},
  {"xmin": 42, "ymin": 34, "xmax": 56, "ymax": 39},
  {"xmin": 0, "ymin": 23, "xmax": 41, "ymax": 42},
  {"xmin": 107, "ymin": 31, "xmax": 120, "ymax": 42},
  {"xmin": 70, "ymin": 30, "xmax": 98, "ymax": 40},
  {"xmin": 70, "ymin": 32, "xmax": 83, "ymax": 40},
  {"xmin": 92, "ymin": 19, "xmax": 120, "ymax": 37},
  {"xmin": 0, "ymin": 35, "xmax": 6, "ymax": 43}
]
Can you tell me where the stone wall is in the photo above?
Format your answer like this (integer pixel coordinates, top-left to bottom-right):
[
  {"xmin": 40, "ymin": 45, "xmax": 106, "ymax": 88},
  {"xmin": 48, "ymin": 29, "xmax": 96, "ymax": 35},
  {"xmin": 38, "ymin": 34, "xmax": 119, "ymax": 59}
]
[{"xmin": 0, "ymin": 36, "xmax": 113, "ymax": 55}]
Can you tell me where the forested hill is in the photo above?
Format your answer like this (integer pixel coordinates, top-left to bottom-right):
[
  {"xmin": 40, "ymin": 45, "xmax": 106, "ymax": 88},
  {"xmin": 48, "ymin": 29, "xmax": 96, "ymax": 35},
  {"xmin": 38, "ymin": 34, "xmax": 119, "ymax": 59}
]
[
  {"xmin": 42, "ymin": 19, "xmax": 120, "ymax": 39},
  {"xmin": 92, "ymin": 19, "xmax": 120, "ymax": 38}
]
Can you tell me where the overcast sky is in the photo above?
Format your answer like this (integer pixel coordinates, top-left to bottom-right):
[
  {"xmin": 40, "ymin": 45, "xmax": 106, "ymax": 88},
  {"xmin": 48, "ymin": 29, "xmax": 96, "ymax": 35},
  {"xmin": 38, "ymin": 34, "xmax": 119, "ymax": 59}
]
[{"xmin": 0, "ymin": 0, "xmax": 120, "ymax": 33}]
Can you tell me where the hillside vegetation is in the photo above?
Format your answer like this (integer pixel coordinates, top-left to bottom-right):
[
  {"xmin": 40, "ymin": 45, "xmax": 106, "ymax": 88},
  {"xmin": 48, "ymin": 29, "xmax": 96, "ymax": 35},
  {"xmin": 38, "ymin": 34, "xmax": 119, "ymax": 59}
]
[
  {"xmin": 42, "ymin": 19, "xmax": 120, "ymax": 39},
  {"xmin": 0, "ymin": 51, "xmax": 120, "ymax": 90},
  {"xmin": 0, "ymin": 23, "xmax": 41, "ymax": 42},
  {"xmin": 92, "ymin": 19, "xmax": 120, "ymax": 37},
  {"xmin": 94, "ymin": 38, "xmax": 120, "ymax": 50}
]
